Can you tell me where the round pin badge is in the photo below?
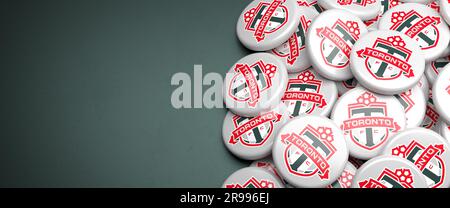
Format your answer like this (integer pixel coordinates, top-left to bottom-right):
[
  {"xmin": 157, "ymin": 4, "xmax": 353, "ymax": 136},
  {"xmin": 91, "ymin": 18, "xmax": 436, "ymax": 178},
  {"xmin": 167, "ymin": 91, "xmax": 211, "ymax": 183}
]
[
  {"xmin": 222, "ymin": 167, "xmax": 285, "ymax": 188},
  {"xmin": 250, "ymin": 157, "xmax": 285, "ymax": 183},
  {"xmin": 350, "ymin": 30, "xmax": 425, "ymax": 95},
  {"xmin": 281, "ymin": 69, "xmax": 338, "ymax": 117},
  {"xmin": 222, "ymin": 104, "xmax": 290, "ymax": 160},
  {"xmin": 317, "ymin": 0, "xmax": 381, "ymax": 21},
  {"xmin": 270, "ymin": 6, "xmax": 319, "ymax": 73},
  {"xmin": 425, "ymin": 56, "xmax": 450, "ymax": 84},
  {"xmin": 432, "ymin": 64, "xmax": 450, "ymax": 124},
  {"xmin": 394, "ymin": 84, "xmax": 426, "ymax": 128},
  {"xmin": 237, "ymin": 0, "xmax": 301, "ymax": 51},
  {"xmin": 306, "ymin": 9, "xmax": 368, "ymax": 81},
  {"xmin": 437, "ymin": 120, "xmax": 450, "ymax": 142},
  {"xmin": 381, "ymin": 128, "xmax": 450, "ymax": 188},
  {"xmin": 297, "ymin": 0, "xmax": 325, "ymax": 13},
  {"xmin": 223, "ymin": 53, "xmax": 288, "ymax": 117},
  {"xmin": 272, "ymin": 115, "xmax": 349, "ymax": 188},
  {"xmin": 421, "ymin": 90, "xmax": 440, "ymax": 130},
  {"xmin": 331, "ymin": 87, "xmax": 406, "ymax": 160},
  {"xmin": 365, "ymin": 0, "xmax": 403, "ymax": 30},
  {"xmin": 327, "ymin": 162, "xmax": 358, "ymax": 188},
  {"xmin": 337, "ymin": 78, "xmax": 358, "ymax": 96},
  {"xmin": 418, "ymin": 75, "xmax": 430, "ymax": 98},
  {"xmin": 378, "ymin": 3, "xmax": 450, "ymax": 61},
  {"xmin": 440, "ymin": 0, "xmax": 450, "ymax": 25},
  {"xmin": 351, "ymin": 155, "xmax": 428, "ymax": 188}
]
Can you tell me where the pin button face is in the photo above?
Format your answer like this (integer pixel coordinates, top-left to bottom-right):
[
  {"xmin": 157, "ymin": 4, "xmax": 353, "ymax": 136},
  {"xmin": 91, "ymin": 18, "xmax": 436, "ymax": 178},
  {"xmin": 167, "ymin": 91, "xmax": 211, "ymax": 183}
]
[
  {"xmin": 317, "ymin": 0, "xmax": 382, "ymax": 21},
  {"xmin": 223, "ymin": 53, "xmax": 288, "ymax": 117},
  {"xmin": 350, "ymin": 30, "xmax": 425, "ymax": 95},
  {"xmin": 378, "ymin": 3, "xmax": 450, "ymax": 61},
  {"xmin": 281, "ymin": 69, "xmax": 338, "ymax": 117},
  {"xmin": 418, "ymin": 75, "xmax": 430, "ymax": 98},
  {"xmin": 425, "ymin": 56, "xmax": 450, "ymax": 84},
  {"xmin": 327, "ymin": 162, "xmax": 357, "ymax": 188},
  {"xmin": 432, "ymin": 64, "xmax": 450, "ymax": 125},
  {"xmin": 306, "ymin": 9, "xmax": 368, "ymax": 81},
  {"xmin": 351, "ymin": 155, "xmax": 428, "ymax": 188},
  {"xmin": 223, "ymin": 104, "xmax": 290, "ymax": 160},
  {"xmin": 222, "ymin": 167, "xmax": 285, "ymax": 188},
  {"xmin": 237, "ymin": 0, "xmax": 301, "ymax": 51},
  {"xmin": 440, "ymin": 0, "xmax": 450, "ymax": 26},
  {"xmin": 270, "ymin": 6, "xmax": 319, "ymax": 73},
  {"xmin": 421, "ymin": 90, "xmax": 440, "ymax": 130},
  {"xmin": 437, "ymin": 120, "xmax": 450, "ymax": 143},
  {"xmin": 394, "ymin": 84, "xmax": 426, "ymax": 128},
  {"xmin": 272, "ymin": 115, "xmax": 349, "ymax": 188},
  {"xmin": 331, "ymin": 87, "xmax": 406, "ymax": 160},
  {"xmin": 297, "ymin": 0, "xmax": 325, "ymax": 13},
  {"xmin": 250, "ymin": 157, "xmax": 286, "ymax": 183},
  {"xmin": 381, "ymin": 128, "xmax": 450, "ymax": 188},
  {"xmin": 364, "ymin": 0, "xmax": 403, "ymax": 29}
]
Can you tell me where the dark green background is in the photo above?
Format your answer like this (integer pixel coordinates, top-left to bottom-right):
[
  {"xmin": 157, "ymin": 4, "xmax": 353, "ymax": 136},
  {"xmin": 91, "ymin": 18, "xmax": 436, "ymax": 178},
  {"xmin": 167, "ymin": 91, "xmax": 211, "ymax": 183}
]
[{"xmin": 0, "ymin": 0, "xmax": 252, "ymax": 187}]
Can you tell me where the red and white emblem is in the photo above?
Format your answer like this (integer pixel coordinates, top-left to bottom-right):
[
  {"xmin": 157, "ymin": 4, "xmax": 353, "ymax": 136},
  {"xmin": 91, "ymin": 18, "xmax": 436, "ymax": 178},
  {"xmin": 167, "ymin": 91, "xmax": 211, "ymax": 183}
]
[
  {"xmin": 226, "ymin": 177, "xmax": 275, "ymax": 188},
  {"xmin": 229, "ymin": 111, "xmax": 282, "ymax": 146},
  {"xmin": 359, "ymin": 168, "xmax": 414, "ymax": 188}
]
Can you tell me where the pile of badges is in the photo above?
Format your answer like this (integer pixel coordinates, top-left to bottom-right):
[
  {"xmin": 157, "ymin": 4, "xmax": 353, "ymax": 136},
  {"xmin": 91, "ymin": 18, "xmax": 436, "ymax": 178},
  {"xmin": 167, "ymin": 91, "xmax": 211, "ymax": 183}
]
[{"xmin": 221, "ymin": 0, "xmax": 450, "ymax": 188}]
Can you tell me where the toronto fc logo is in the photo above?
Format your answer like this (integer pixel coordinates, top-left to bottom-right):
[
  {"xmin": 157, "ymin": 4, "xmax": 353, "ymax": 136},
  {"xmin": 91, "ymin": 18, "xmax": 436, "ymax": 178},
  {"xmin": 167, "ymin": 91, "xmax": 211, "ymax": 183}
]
[
  {"xmin": 272, "ymin": 16, "xmax": 311, "ymax": 65},
  {"xmin": 391, "ymin": 141, "xmax": 445, "ymax": 188},
  {"xmin": 395, "ymin": 89, "xmax": 414, "ymax": 113},
  {"xmin": 297, "ymin": 0, "xmax": 323, "ymax": 13},
  {"xmin": 356, "ymin": 36, "xmax": 414, "ymax": 80},
  {"xmin": 226, "ymin": 177, "xmax": 275, "ymax": 188},
  {"xmin": 316, "ymin": 20, "xmax": 360, "ymax": 68},
  {"xmin": 337, "ymin": 0, "xmax": 376, "ymax": 6},
  {"xmin": 327, "ymin": 170, "xmax": 354, "ymax": 188},
  {"xmin": 243, "ymin": 0, "xmax": 288, "ymax": 42},
  {"xmin": 229, "ymin": 61, "xmax": 277, "ymax": 107},
  {"xmin": 389, "ymin": 10, "xmax": 441, "ymax": 49},
  {"xmin": 282, "ymin": 71, "xmax": 327, "ymax": 117},
  {"xmin": 229, "ymin": 111, "xmax": 283, "ymax": 146},
  {"xmin": 359, "ymin": 168, "xmax": 414, "ymax": 188},
  {"xmin": 342, "ymin": 92, "xmax": 400, "ymax": 150},
  {"xmin": 365, "ymin": 0, "xmax": 402, "ymax": 27},
  {"xmin": 281, "ymin": 125, "xmax": 336, "ymax": 179}
]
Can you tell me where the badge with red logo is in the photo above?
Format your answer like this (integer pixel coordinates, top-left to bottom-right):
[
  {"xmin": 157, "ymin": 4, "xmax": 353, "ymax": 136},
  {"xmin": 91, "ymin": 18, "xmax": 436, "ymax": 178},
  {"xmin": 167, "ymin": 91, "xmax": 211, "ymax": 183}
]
[
  {"xmin": 359, "ymin": 168, "xmax": 414, "ymax": 188},
  {"xmin": 226, "ymin": 177, "xmax": 275, "ymax": 188},
  {"xmin": 243, "ymin": 0, "xmax": 288, "ymax": 42},
  {"xmin": 229, "ymin": 111, "xmax": 282, "ymax": 146},
  {"xmin": 297, "ymin": 0, "xmax": 324, "ymax": 13}
]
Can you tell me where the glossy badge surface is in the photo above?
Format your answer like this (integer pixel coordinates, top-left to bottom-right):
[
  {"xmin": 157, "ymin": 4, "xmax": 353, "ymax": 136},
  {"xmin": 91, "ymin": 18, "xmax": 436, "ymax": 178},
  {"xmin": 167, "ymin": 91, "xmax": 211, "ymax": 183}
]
[
  {"xmin": 272, "ymin": 115, "xmax": 349, "ymax": 187},
  {"xmin": 432, "ymin": 63, "xmax": 450, "ymax": 124},
  {"xmin": 331, "ymin": 87, "xmax": 406, "ymax": 160},
  {"xmin": 394, "ymin": 83, "xmax": 426, "ymax": 128},
  {"xmin": 223, "ymin": 167, "xmax": 285, "ymax": 188},
  {"xmin": 317, "ymin": 0, "xmax": 381, "ymax": 21}
]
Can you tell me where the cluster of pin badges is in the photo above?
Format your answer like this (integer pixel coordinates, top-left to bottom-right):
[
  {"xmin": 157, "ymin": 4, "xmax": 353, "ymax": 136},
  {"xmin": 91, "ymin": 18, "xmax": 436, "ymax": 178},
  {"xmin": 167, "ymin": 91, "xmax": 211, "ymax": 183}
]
[{"xmin": 221, "ymin": 0, "xmax": 450, "ymax": 188}]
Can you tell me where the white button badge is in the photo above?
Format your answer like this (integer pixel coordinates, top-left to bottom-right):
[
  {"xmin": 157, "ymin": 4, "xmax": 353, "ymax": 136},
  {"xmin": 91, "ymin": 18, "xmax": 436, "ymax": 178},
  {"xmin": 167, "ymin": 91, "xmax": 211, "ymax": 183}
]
[
  {"xmin": 331, "ymin": 87, "xmax": 406, "ymax": 160},
  {"xmin": 350, "ymin": 30, "xmax": 425, "ymax": 95},
  {"xmin": 394, "ymin": 84, "xmax": 426, "ymax": 128},
  {"xmin": 223, "ymin": 167, "xmax": 285, "ymax": 188},
  {"xmin": 425, "ymin": 55, "xmax": 450, "ymax": 84},
  {"xmin": 440, "ymin": 0, "xmax": 450, "ymax": 25},
  {"xmin": 306, "ymin": 9, "xmax": 368, "ymax": 81},
  {"xmin": 382, "ymin": 128, "xmax": 450, "ymax": 188},
  {"xmin": 237, "ymin": 0, "xmax": 301, "ymax": 51},
  {"xmin": 317, "ymin": 0, "xmax": 381, "ymax": 21},
  {"xmin": 273, "ymin": 115, "xmax": 349, "ymax": 188},
  {"xmin": 432, "ymin": 63, "xmax": 450, "ymax": 125}
]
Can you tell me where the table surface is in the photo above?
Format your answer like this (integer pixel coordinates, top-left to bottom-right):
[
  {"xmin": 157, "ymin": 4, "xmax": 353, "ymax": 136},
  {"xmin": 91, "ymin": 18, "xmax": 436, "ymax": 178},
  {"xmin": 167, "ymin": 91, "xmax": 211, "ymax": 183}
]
[{"xmin": 0, "ymin": 0, "xmax": 252, "ymax": 187}]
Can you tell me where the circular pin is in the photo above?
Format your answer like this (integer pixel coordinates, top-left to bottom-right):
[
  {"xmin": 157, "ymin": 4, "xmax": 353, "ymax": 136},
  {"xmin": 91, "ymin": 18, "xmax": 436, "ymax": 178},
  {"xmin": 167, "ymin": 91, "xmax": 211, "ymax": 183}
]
[
  {"xmin": 394, "ymin": 84, "xmax": 426, "ymax": 128},
  {"xmin": 421, "ymin": 90, "xmax": 440, "ymax": 130},
  {"xmin": 432, "ymin": 64, "xmax": 450, "ymax": 124},
  {"xmin": 271, "ymin": 6, "xmax": 319, "ymax": 73},
  {"xmin": 306, "ymin": 9, "xmax": 368, "ymax": 81},
  {"xmin": 237, "ymin": 0, "xmax": 300, "ymax": 51},
  {"xmin": 222, "ymin": 167, "xmax": 285, "ymax": 188},
  {"xmin": 365, "ymin": 0, "xmax": 403, "ymax": 30},
  {"xmin": 440, "ymin": 0, "xmax": 450, "ymax": 25},
  {"xmin": 351, "ymin": 155, "xmax": 428, "ymax": 188},
  {"xmin": 331, "ymin": 87, "xmax": 406, "ymax": 160},
  {"xmin": 297, "ymin": 0, "xmax": 325, "ymax": 13},
  {"xmin": 281, "ymin": 69, "xmax": 338, "ymax": 117},
  {"xmin": 350, "ymin": 30, "xmax": 425, "ymax": 95},
  {"xmin": 317, "ymin": 0, "xmax": 381, "ymax": 21},
  {"xmin": 425, "ymin": 55, "xmax": 450, "ymax": 84},
  {"xmin": 378, "ymin": 3, "xmax": 450, "ymax": 61},
  {"xmin": 327, "ymin": 162, "xmax": 357, "ymax": 188},
  {"xmin": 223, "ymin": 53, "xmax": 288, "ymax": 117},
  {"xmin": 250, "ymin": 157, "xmax": 285, "ymax": 183},
  {"xmin": 336, "ymin": 78, "xmax": 358, "ymax": 96},
  {"xmin": 437, "ymin": 120, "xmax": 450, "ymax": 142},
  {"xmin": 418, "ymin": 75, "xmax": 430, "ymax": 98},
  {"xmin": 381, "ymin": 128, "xmax": 450, "ymax": 188},
  {"xmin": 222, "ymin": 104, "xmax": 290, "ymax": 160},
  {"xmin": 272, "ymin": 115, "xmax": 349, "ymax": 188}
]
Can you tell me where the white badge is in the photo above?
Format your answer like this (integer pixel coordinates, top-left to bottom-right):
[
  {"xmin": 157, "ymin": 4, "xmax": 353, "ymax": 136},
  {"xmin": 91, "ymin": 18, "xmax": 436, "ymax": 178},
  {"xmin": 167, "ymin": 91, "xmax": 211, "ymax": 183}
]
[
  {"xmin": 432, "ymin": 63, "xmax": 450, "ymax": 124},
  {"xmin": 317, "ymin": 0, "xmax": 381, "ymax": 21}
]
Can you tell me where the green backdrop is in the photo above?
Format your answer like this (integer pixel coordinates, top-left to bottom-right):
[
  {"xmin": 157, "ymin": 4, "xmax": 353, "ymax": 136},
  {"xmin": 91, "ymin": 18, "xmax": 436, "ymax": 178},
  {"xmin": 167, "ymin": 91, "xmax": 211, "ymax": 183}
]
[{"xmin": 0, "ymin": 0, "xmax": 252, "ymax": 187}]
